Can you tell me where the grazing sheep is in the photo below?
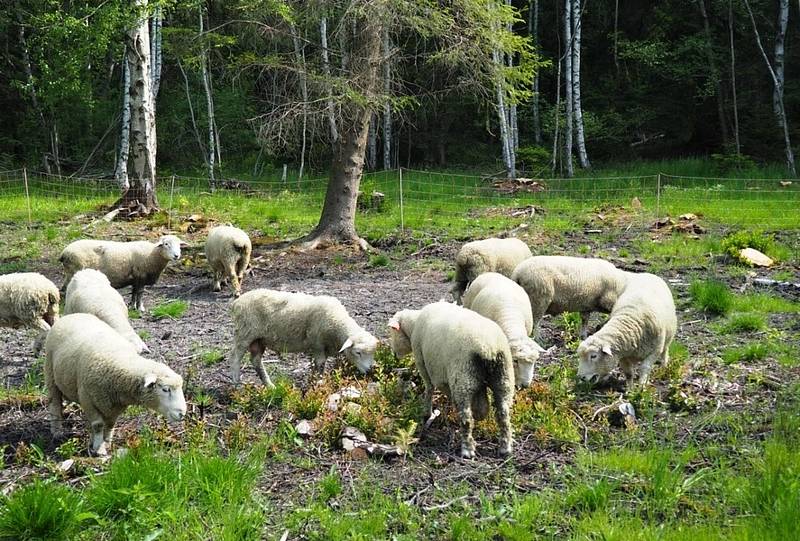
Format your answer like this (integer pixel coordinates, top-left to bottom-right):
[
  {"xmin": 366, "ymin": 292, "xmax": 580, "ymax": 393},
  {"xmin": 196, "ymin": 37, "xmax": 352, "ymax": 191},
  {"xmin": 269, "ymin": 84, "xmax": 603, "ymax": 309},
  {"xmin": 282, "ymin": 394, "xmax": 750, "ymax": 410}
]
[
  {"xmin": 388, "ymin": 301, "xmax": 515, "ymax": 458},
  {"xmin": 59, "ymin": 235, "xmax": 186, "ymax": 311},
  {"xmin": 205, "ymin": 225, "xmax": 252, "ymax": 297},
  {"xmin": 64, "ymin": 269, "xmax": 149, "ymax": 354},
  {"xmin": 0, "ymin": 272, "xmax": 60, "ymax": 355},
  {"xmin": 229, "ymin": 289, "xmax": 378, "ymax": 387},
  {"xmin": 511, "ymin": 256, "xmax": 629, "ymax": 338},
  {"xmin": 451, "ymin": 237, "xmax": 532, "ymax": 303},
  {"xmin": 45, "ymin": 313, "xmax": 186, "ymax": 456},
  {"xmin": 577, "ymin": 273, "xmax": 677, "ymax": 389},
  {"xmin": 462, "ymin": 272, "xmax": 545, "ymax": 388}
]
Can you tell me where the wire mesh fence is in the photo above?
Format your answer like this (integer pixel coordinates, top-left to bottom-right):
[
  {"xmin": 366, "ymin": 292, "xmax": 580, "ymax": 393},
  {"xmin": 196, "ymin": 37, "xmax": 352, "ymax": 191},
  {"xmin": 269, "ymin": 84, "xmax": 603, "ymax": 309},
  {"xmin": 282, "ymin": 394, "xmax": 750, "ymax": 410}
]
[{"xmin": 0, "ymin": 167, "xmax": 798, "ymax": 237}]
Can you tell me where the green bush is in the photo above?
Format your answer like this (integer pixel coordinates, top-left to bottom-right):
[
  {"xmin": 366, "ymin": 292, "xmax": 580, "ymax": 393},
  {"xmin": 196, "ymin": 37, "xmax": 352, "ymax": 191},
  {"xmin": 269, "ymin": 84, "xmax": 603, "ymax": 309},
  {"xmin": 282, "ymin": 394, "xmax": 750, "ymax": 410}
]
[
  {"xmin": 710, "ymin": 152, "xmax": 756, "ymax": 173},
  {"xmin": 721, "ymin": 230, "xmax": 777, "ymax": 264},
  {"xmin": 689, "ymin": 279, "xmax": 733, "ymax": 316},
  {"xmin": 516, "ymin": 145, "xmax": 551, "ymax": 173}
]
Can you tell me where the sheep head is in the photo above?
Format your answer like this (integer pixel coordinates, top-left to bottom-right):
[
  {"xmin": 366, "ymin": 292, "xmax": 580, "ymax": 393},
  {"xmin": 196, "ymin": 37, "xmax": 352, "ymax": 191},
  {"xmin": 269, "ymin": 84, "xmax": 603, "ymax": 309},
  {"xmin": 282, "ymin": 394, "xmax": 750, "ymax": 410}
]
[
  {"xmin": 339, "ymin": 330, "xmax": 378, "ymax": 373},
  {"xmin": 142, "ymin": 371, "xmax": 187, "ymax": 423},
  {"xmin": 155, "ymin": 235, "xmax": 187, "ymax": 262},
  {"xmin": 508, "ymin": 338, "xmax": 544, "ymax": 388},
  {"xmin": 387, "ymin": 310, "xmax": 415, "ymax": 359},
  {"xmin": 576, "ymin": 338, "xmax": 617, "ymax": 385}
]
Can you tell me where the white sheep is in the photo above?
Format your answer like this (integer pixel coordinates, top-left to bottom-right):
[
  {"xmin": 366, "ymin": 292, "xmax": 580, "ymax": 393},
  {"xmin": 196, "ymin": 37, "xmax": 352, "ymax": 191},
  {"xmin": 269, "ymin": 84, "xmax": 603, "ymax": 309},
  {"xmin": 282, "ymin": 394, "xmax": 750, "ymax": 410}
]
[
  {"xmin": 0, "ymin": 272, "xmax": 60, "ymax": 355},
  {"xmin": 59, "ymin": 235, "xmax": 186, "ymax": 311},
  {"xmin": 451, "ymin": 237, "xmax": 532, "ymax": 304},
  {"xmin": 229, "ymin": 289, "xmax": 378, "ymax": 387},
  {"xmin": 388, "ymin": 301, "xmax": 515, "ymax": 458},
  {"xmin": 205, "ymin": 225, "xmax": 252, "ymax": 297},
  {"xmin": 577, "ymin": 272, "xmax": 677, "ymax": 389},
  {"xmin": 45, "ymin": 313, "xmax": 186, "ymax": 456},
  {"xmin": 461, "ymin": 272, "xmax": 545, "ymax": 388},
  {"xmin": 64, "ymin": 269, "xmax": 149, "ymax": 354},
  {"xmin": 511, "ymin": 255, "xmax": 630, "ymax": 338}
]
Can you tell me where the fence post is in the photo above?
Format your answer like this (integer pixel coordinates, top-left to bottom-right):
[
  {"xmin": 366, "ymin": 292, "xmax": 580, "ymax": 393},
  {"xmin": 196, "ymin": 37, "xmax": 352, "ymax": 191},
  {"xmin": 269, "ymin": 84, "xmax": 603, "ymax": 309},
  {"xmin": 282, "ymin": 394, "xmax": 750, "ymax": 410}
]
[
  {"xmin": 167, "ymin": 175, "xmax": 176, "ymax": 230},
  {"xmin": 22, "ymin": 167, "xmax": 32, "ymax": 228},
  {"xmin": 655, "ymin": 172, "xmax": 662, "ymax": 220},
  {"xmin": 399, "ymin": 167, "xmax": 405, "ymax": 235}
]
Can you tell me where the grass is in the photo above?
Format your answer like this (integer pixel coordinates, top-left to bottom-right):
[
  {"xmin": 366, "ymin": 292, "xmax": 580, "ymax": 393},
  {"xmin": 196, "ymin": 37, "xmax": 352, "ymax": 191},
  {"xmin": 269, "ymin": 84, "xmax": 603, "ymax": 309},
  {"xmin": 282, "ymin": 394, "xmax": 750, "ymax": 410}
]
[
  {"xmin": 715, "ymin": 312, "xmax": 768, "ymax": 334},
  {"xmin": 690, "ymin": 279, "xmax": 734, "ymax": 316},
  {"xmin": 150, "ymin": 299, "xmax": 189, "ymax": 320},
  {"xmin": 198, "ymin": 347, "xmax": 225, "ymax": 366},
  {"xmin": 722, "ymin": 343, "xmax": 771, "ymax": 364},
  {"xmin": 0, "ymin": 480, "xmax": 90, "ymax": 540}
]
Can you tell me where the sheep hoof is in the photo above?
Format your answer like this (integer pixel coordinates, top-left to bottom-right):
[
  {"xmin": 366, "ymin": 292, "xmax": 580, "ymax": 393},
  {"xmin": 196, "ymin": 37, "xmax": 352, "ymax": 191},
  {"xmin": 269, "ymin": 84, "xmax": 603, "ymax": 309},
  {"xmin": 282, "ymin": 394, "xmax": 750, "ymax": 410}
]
[{"xmin": 460, "ymin": 447, "xmax": 476, "ymax": 459}]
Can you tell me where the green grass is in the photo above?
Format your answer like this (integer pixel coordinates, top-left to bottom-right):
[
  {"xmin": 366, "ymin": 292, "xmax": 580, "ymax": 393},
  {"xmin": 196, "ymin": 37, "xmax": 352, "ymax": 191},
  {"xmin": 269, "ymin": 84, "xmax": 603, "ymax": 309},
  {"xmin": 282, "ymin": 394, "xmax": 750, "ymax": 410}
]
[
  {"xmin": 715, "ymin": 312, "xmax": 768, "ymax": 334},
  {"xmin": 0, "ymin": 480, "xmax": 90, "ymax": 540},
  {"xmin": 722, "ymin": 343, "xmax": 771, "ymax": 364},
  {"xmin": 733, "ymin": 292, "xmax": 800, "ymax": 313},
  {"xmin": 150, "ymin": 299, "xmax": 189, "ymax": 320},
  {"xmin": 367, "ymin": 253, "xmax": 390, "ymax": 267},
  {"xmin": 198, "ymin": 348, "xmax": 225, "ymax": 366},
  {"xmin": 690, "ymin": 279, "xmax": 734, "ymax": 316}
]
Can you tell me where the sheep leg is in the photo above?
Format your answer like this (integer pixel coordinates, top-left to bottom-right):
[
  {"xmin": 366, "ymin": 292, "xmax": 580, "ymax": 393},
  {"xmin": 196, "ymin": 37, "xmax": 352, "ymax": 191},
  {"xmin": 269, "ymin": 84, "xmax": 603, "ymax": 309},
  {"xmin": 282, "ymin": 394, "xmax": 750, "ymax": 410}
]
[
  {"xmin": 619, "ymin": 359, "xmax": 635, "ymax": 386},
  {"xmin": 84, "ymin": 405, "xmax": 109, "ymax": 456},
  {"xmin": 47, "ymin": 386, "xmax": 65, "ymax": 438},
  {"xmin": 227, "ymin": 263, "xmax": 241, "ymax": 297},
  {"xmin": 455, "ymin": 401, "xmax": 476, "ymax": 459},
  {"xmin": 131, "ymin": 285, "xmax": 145, "ymax": 312},
  {"xmin": 312, "ymin": 352, "xmax": 327, "ymax": 376},
  {"xmin": 636, "ymin": 353, "xmax": 660, "ymax": 388},
  {"xmin": 579, "ymin": 312, "xmax": 592, "ymax": 339},
  {"xmin": 229, "ymin": 342, "xmax": 247, "ymax": 385},
  {"xmin": 235, "ymin": 257, "xmax": 247, "ymax": 286},
  {"xmin": 489, "ymin": 380, "xmax": 514, "ymax": 457},
  {"xmin": 412, "ymin": 354, "xmax": 436, "ymax": 427},
  {"xmin": 251, "ymin": 352, "xmax": 275, "ymax": 389},
  {"xmin": 211, "ymin": 269, "xmax": 222, "ymax": 292},
  {"xmin": 32, "ymin": 318, "xmax": 51, "ymax": 356}
]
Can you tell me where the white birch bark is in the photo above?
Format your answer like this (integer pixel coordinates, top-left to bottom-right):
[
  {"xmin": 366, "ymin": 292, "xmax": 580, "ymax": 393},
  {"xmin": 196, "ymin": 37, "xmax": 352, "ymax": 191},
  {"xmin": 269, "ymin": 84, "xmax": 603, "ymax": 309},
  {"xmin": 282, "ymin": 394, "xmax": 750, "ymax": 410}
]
[
  {"xmin": 493, "ymin": 48, "xmax": 515, "ymax": 178},
  {"xmin": 729, "ymin": 0, "xmax": 741, "ymax": 154},
  {"xmin": 382, "ymin": 26, "xmax": 392, "ymax": 170},
  {"xmin": 177, "ymin": 59, "xmax": 206, "ymax": 165},
  {"xmin": 505, "ymin": 0, "xmax": 518, "ymax": 152},
  {"xmin": 551, "ymin": 33, "xmax": 562, "ymax": 173},
  {"xmin": 150, "ymin": 7, "xmax": 162, "ymax": 103},
  {"xmin": 743, "ymin": 0, "xmax": 795, "ymax": 175},
  {"xmin": 572, "ymin": 0, "xmax": 590, "ymax": 169},
  {"xmin": 115, "ymin": 47, "xmax": 131, "ymax": 189},
  {"xmin": 367, "ymin": 114, "xmax": 377, "ymax": 170},
  {"xmin": 320, "ymin": 17, "xmax": 339, "ymax": 144},
  {"xmin": 529, "ymin": 0, "xmax": 541, "ymax": 145},
  {"xmin": 291, "ymin": 24, "xmax": 308, "ymax": 182},
  {"xmin": 563, "ymin": 0, "xmax": 574, "ymax": 178},
  {"xmin": 200, "ymin": 8, "xmax": 216, "ymax": 184}
]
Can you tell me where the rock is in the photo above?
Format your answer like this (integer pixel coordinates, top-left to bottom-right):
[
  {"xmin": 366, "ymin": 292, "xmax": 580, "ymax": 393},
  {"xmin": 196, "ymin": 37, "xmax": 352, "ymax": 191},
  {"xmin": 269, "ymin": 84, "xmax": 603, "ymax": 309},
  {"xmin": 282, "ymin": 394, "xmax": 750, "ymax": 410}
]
[
  {"xmin": 57, "ymin": 459, "xmax": 74, "ymax": 473},
  {"xmin": 326, "ymin": 393, "xmax": 341, "ymax": 412},
  {"xmin": 341, "ymin": 426, "xmax": 367, "ymax": 442},
  {"xmin": 343, "ymin": 402, "xmax": 362, "ymax": 415},
  {"xmin": 340, "ymin": 386, "xmax": 361, "ymax": 400},
  {"xmin": 295, "ymin": 420, "xmax": 314, "ymax": 437},
  {"xmin": 739, "ymin": 248, "xmax": 774, "ymax": 267}
]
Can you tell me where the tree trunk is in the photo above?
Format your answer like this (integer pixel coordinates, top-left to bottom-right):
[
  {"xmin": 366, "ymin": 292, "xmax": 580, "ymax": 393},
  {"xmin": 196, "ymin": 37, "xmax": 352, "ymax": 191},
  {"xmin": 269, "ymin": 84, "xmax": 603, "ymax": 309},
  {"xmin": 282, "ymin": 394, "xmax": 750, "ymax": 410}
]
[
  {"xmin": 563, "ymin": 0, "xmax": 574, "ymax": 178},
  {"xmin": 150, "ymin": 7, "xmax": 162, "ymax": 102},
  {"xmin": 382, "ymin": 26, "xmax": 392, "ymax": 170},
  {"xmin": 200, "ymin": 8, "xmax": 216, "ymax": 185},
  {"xmin": 696, "ymin": 0, "xmax": 730, "ymax": 147},
  {"xmin": 291, "ymin": 24, "xmax": 308, "ymax": 183},
  {"xmin": 493, "ymin": 49, "xmax": 515, "ymax": 178},
  {"xmin": 505, "ymin": 0, "xmax": 518, "ymax": 153},
  {"xmin": 729, "ymin": 0, "xmax": 741, "ymax": 154},
  {"xmin": 320, "ymin": 16, "xmax": 339, "ymax": 144},
  {"xmin": 301, "ymin": 17, "xmax": 383, "ymax": 249},
  {"xmin": 17, "ymin": 8, "xmax": 51, "ymax": 174},
  {"xmin": 177, "ymin": 59, "xmax": 206, "ymax": 167},
  {"xmin": 115, "ymin": 46, "xmax": 131, "ymax": 190},
  {"xmin": 613, "ymin": 0, "xmax": 619, "ymax": 73},
  {"xmin": 367, "ymin": 114, "xmax": 378, "ymax": 170},
  {"xmin": 529, "ymin": 0, "xmax": 542, "ymax": 145},
  {"xmin": 743, "ymin": 0, "xmax": 795, "ymax": 175},
  {"xmin": 551, "ymin": 18, "xmax": 563, "ymax": 174},
  {"xmin": 117, "ymin": 0, "xmax": 158, "ymax": 212},
  {"xmin": 572, "ymin": 0, "xmax": 590, "ymax": 169}
]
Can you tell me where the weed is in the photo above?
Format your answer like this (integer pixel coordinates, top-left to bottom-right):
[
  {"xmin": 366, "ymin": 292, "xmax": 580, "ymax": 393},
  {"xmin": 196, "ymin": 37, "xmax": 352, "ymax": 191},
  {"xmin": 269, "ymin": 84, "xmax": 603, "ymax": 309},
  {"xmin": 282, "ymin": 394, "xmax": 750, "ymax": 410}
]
[
  {"xmin": 138, "ymin": 329, "xmax": 151, "ymax": 341},
  {"xmin": 651, "ymin": 341, "xmax": 688, "ymax": 382},
  {"xmin": 230, "ymin": 379, "xmax": 301, "ymax": 413},
  {"xmin": 128, "ymin": 309, "xmax": 141, "ymax": 320},
  {"xmin": 150, "ymin": 299, "xmax": 189, "ymax": 320},
  {"xmin": 733, "ymin": 293, "xmax": 800, "ymax": 314},
  {"xmin": 0, "ymin": 480, "xmax": 91, "ymax": 541},
  {"xmin": 715, "ymin": 312, "xmax": 767, "ymax": 334},
  {"xmin": 721, "ymin": 230, "xmax": 777, "ymax": 263},
  {"xmin": 368, "ymin": 253, "xmax": 390, "ymax": 267},
  {"xmin": 318, "ymin": 468, "xmax": 343, "ymax": 502},
  {"xmin": 557, "ymin": 312, "xmax": 584, "ymax": 349},
  {"xmin": 55, "ymin": 438, "xmax": 82, "ymax": 459},
  {"xmin": 199, "ymin": 348, "xmax": 224, "ymax": 366},
  {"xmin": 689, "ymin": 279, "xmax": 733, "ymax": 315},
  {"xmin": 0, "ymin": 261, "xmax": 26, "ymax": 273},
  {"xmin": 722, "ymin": 343, "xmax": 770, "ymax": 364}
]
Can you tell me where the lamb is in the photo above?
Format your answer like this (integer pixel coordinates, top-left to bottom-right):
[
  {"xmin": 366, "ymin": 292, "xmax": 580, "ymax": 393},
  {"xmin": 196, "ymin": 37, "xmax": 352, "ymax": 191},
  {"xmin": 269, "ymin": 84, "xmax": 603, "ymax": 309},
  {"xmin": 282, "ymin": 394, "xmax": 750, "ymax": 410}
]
[
  {"xmin": 461, "ymin": 272, "xmax": 545, "ymax": 388},
  {"xmin": 63, "ymin": 269, "xmax": 149, "ymax": 354},
  {"xmin": 511, "ymin": 255, "xmax": 630, "ymax": 338},
  {"xmin": 59, "ymin": 235, "xmax": 186, "ymax": 311},
  {"xmin": 577, "ymin": 272, "xmax": 677, "ymax": 389},
  {"xmin": 0, "ymin": 272, "xmax": 60, "ymax": 355},
  {"xmin": 45, "ymin": 313, "xmax": 186, "ymax": 456},
  {"xmin": 205, "ymin": 224, "xmax": 252, "ymax": 297},
  {"xmin": 388, "ymin": 301, "xmax": 515, "ymax": 458},
  {"xmin": 229, "ymin": 289, "xmax": 378, "ymax": 387},
  {"xmin": 451, "ymin": 237, "xmax": 532, "ymax": 303}
]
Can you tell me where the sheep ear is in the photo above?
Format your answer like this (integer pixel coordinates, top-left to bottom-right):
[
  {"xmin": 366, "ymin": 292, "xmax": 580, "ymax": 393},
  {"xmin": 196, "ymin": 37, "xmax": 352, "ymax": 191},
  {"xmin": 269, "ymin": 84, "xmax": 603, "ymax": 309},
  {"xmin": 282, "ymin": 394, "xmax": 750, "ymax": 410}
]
[
  {"xmin": 179, "ymin": 239, "xmax": 189, "ymax": 247},
  {"xmin": 338, "ymin": 338, "xmax": 354, "ymax": 353},
  {"xmin": 143, "ymin": 373, "xmax": 158, "ymax": 389},
  {"xmin": 387, "ymin": 319, "xmax": 401, "ymax": 331},
  {"xmin": 601, "ymin": 345, "xmax": 613, "ymax": 356}
]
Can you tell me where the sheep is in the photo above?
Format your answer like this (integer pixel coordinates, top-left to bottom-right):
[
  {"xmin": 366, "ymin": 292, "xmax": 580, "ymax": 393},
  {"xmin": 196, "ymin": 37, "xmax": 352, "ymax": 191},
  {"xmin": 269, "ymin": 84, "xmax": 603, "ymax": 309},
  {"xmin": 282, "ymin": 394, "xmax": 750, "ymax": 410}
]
[
  {"xmin": 205, "ymin": 224, "xmax": 252, "ymax": 297},
  {"xmin": 511, "ymin": 255, "xmax": 630, "ymax": 339},
  {"xmin": 45, "ymin": 313, "xmax": 186, "ymax": 456},
  {"xmin": 451, "ymin": 237, "xmax": 532, "ymax": 304},
  {"xmin": 388, "ymin": 301, "xmax": 515, "ymax": 458},
  {"xmin": 461, "ymin": 272, "xmax": 545, "ymax": 388},
  {"xmin": 0, "ymin": 272, "xmax": 60, "ymax": 355},
  {"xmin": 63, "ymin": 269, "xmax": 149, "ymax": 354},
  {"xmin": 229, "ymin": 289, "xmax": 378, "ymax": 387},
  {"xmin": 576, "ymin": 272, "xmax": 677, "ymax": 389},
  {"xmin": 59, "ymin": 235, "xmax": 186, "ymax": 311}
]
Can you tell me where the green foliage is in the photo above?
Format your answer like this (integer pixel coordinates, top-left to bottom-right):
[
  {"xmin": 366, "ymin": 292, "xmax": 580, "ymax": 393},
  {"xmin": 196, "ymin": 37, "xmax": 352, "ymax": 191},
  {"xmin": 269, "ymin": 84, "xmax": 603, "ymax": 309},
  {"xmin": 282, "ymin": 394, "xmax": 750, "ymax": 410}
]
[
  {"xmin": 367, "ymin": 253, "xmax": 390, "ymax": 268},
  {"xmin": 150, "ymin": 299, "xmax": 189, "ymax": 320},
  {"xmin": 722, "ymin": 343, "xmax": 770, "ymax": 364},
  {"xmin": 711, "ymin": 152, "xmax": 757, "ymax": 173},
  {"xmin": 0, "ymin": 480, "xmax": 90, "ymax": 541},
  {"xmin": 515, "ymin": 145, "xmax": 551, "ymax": 172},
  {"xmin": 689, "ymin": 279, "xmax": 733, "ymax": 316},
  {"xmin": 199, "ymin": 348, "xmax": 225, "ymax": 366},
  {"xmin": 721, "ymin": 230, "xmax": 777, "ymax": 264},
  {"xmin": 715, "ymin": 312, "xmax": 767, "ymax": 334}
]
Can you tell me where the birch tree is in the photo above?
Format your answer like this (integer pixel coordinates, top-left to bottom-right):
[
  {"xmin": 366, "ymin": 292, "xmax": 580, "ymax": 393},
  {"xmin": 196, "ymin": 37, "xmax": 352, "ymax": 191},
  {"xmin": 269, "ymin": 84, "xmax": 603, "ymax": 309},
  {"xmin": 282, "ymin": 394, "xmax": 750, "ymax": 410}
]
[
  {"xmin": 382, "ymin": 26, "xmax": 392, "ymax": 170},
  {"xmin": 200, "ymin": 7, "xmax": 216, "ymax": 184},
  {"xmin": 743, "ymin": 0, "xmax": 795, "ymax": 175},
  {"xmin": 115, "ymin": 48, "xmax": 131, "ymax": 189},
  {"xmin": 729, "ymin": 0, "xmax": 741, "ymax": 154},
  {"xmin": 320, "ymin": 16, "xmax": 338, "ymax": 144},
  {"xmin": 563, "ymin": 0, "xmax": 574, "ymax": 177},
  {"xmin": 571, "ymin": 0, "xmax": 589, "ymax": 169},
  {"xmin": 529, "ymin": 0, "xmax": 541, "ymax": 145}
]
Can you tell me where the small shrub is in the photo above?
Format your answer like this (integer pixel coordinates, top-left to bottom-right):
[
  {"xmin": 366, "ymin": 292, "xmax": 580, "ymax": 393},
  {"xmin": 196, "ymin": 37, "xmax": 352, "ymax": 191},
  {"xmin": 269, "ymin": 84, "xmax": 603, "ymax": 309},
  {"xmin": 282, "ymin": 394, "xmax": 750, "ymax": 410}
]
[
  {"xmin": 318, "ymin": 468, "xmax": 343, "ymax": 502},
  {"xmin": 689, "ymin": 279, "xmax": 733, "ymax": 316},
  {"xmin": 716, "ymin": 312, "xmax": 767, "ymax": 334},
  {"xmin": 55, "ymin": 437, "xmax": 82, "ymax": 459},
  {"xmin": 150, "ymin": 299, "xmax": 188, "ymax": 320},
  {"xmin": 199, "ymin": 348, "xmax": 225, "ymax": 366},
  {"xmin": 230, "ymin": 379, "xmax": 301, "ymax": 413},
  {"xmin": 0, "ymin": 480, "xmax": 89, "ymax": 541},
  {"xmin": 722, "ymin": 343, "xmax": 770, "ymax": 364},
  {"xmin": 710, "ymin": 152, "xmax": 756, "ymax": 173},
  {"xmin": 721, "ymin": 230, "xmax": 777, "ymax": 264},
  {"xmin": 128, "ymin": 309, "xmax": 141, "ymax": 320},
  {"xmin": 516, "ymin": 145, "xmax": 551, "ymax": 172},
  {"xmin": 368, "ymin": 253, "xmax": 390, "ymax": 268}
]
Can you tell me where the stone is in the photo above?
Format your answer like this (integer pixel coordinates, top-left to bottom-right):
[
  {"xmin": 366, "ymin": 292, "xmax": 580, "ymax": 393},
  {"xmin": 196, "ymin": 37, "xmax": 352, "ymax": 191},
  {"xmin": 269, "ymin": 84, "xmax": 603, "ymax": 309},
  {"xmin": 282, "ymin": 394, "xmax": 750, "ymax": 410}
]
[
  {"xmin": 295, "ymin": 420, "xmax": 314, "ymax": 437},
  {"xmin": 739, "ymin": 248, "xmax": 774, "ymax": 267}
]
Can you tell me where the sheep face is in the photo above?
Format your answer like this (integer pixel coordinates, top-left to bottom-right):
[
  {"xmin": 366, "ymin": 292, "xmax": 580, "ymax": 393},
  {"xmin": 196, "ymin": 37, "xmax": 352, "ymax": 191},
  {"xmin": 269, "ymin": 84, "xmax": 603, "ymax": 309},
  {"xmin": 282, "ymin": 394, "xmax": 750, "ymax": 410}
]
[
  {"xmin": 157, "ymin": 235, "xmax": 186, "ymax": 262},
  {"xmin": 576, "ymin": 339, "xmax": 617, "ymax": 384},
  {"xmin": 339, "ymin": 332, "xmax": 378, "ymax": 373},
  {"xmin": 387, "ymin": 317, "xmax": 412, "ymax": 359},
  {"xmin": 509, "ymin": 339, "xmax": 542, "ymax": 388},
  {"xmin": 143, "ymin": 374, "xmax": 187, "ymax": 423}
]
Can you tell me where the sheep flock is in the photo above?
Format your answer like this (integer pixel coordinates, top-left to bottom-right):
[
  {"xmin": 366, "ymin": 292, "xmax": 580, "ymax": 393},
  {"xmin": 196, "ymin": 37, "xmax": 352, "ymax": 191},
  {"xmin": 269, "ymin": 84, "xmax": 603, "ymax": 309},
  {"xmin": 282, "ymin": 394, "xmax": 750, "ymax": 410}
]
[{"xmin": 1, "ymin": 231, "xmax": 681, "ymax": 459}]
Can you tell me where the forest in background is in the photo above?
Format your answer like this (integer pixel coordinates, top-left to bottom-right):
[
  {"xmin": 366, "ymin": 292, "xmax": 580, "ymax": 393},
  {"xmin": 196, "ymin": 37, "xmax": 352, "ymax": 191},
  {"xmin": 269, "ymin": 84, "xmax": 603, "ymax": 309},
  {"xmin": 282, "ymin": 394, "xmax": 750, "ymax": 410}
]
[{"xmin": 1, "ymin": 0, "xmax": 798, "ymax": 180}]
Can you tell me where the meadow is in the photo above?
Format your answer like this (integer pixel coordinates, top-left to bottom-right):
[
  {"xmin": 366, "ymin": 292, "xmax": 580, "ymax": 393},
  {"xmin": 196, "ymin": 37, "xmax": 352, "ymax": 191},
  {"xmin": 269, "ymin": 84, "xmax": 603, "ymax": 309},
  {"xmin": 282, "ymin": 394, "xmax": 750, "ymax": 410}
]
[{"xmin": 0, "ymin": 159, "xmax": 798, "ymax": 540}]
